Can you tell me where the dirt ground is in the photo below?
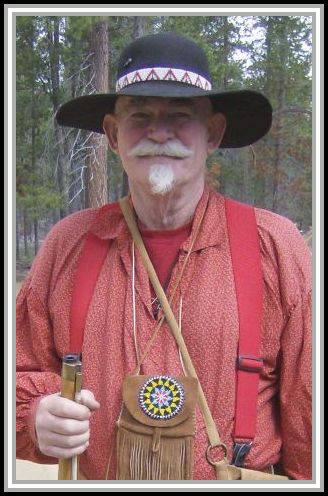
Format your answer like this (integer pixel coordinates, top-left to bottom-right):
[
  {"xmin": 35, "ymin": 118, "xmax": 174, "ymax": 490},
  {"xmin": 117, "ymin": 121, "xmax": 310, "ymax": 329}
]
[{"xmin": 16, "ymin": 459, "xmax": 59, "ymax": 480}]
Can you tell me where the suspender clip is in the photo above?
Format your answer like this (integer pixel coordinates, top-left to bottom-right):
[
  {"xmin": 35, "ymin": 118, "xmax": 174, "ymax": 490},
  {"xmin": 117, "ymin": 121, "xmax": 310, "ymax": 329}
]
[
  {"xmin": 237, "ymin": 355, "xmax": 263, "ymax": 373},
  {"xmin": 231, "ymin": 441, "xmax": 253, "ymax": 467}
]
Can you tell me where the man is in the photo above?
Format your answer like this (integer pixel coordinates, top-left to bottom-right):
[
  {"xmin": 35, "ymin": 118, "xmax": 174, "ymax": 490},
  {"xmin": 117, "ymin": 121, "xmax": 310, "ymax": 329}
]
[{"xmin": 16, "ymin": 32, "xmax": 312, "ymax": 480}]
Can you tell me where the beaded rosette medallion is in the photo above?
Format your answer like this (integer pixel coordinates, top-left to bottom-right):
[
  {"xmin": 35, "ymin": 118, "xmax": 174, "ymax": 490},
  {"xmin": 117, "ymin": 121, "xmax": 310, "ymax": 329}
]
[{"xmin": 139, "ymin": 375, "xmax": 185, "ymax": 420}]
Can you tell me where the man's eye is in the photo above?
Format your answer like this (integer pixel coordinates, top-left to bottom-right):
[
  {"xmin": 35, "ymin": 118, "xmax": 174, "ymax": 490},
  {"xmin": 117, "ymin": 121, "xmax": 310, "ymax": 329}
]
[
  {"xmin": 172, "ymin": 112, "xmax": 192, "ymax": 119},
  {"xmin": 131, "ymin": 112, "xmax": 150, "ymax": 119}
]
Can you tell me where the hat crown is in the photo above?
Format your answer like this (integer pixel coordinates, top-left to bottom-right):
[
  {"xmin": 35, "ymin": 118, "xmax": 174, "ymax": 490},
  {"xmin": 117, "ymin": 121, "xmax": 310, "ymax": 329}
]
[{"xmin": 117, "ymin": 32, "xmax": 211, "ymax": 83}]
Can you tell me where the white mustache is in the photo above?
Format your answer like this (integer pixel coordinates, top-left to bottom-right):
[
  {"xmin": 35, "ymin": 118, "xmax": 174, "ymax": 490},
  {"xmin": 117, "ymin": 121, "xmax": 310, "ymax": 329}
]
[{"xmin": 128, "ymin": 139, "xmax": 193, "ymax": 159}]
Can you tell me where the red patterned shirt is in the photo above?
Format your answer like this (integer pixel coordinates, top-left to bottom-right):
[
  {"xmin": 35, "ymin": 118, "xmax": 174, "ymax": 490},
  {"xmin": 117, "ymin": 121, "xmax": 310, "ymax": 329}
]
[{"xmin": 16, "ymin": 186, "xmax": 312, "ymax": 480}]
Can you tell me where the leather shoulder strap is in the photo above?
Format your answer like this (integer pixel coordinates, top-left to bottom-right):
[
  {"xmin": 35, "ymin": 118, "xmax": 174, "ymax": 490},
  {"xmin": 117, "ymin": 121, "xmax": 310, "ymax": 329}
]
[{"xmin": 225, "ymin": 197, "xmax": 263, "ymax": 446}]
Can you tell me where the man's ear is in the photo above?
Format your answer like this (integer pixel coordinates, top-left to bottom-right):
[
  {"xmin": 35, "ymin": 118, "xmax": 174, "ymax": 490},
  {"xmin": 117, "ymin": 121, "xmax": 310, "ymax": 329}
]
[
  {"xmin": 207, "ymin": 113, "xmax": 227, "ymax": 154},
  {"xmin": 103, "ymin": 114, "xmax": 119, "ymax": 153}
]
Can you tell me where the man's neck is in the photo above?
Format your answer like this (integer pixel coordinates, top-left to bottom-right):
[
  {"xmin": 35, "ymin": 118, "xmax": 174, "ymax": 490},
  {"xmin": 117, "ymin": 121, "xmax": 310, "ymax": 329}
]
[{"xmin": 129, "ymin": 179, "xmax": 205, "ymax": 230}]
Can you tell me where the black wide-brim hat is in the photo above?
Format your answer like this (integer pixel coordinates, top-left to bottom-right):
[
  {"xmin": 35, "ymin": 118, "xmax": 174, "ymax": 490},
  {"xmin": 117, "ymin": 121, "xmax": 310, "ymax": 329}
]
[{"xmin": 56, "ymin": 32, "xmax": 272, "ymax": 148}]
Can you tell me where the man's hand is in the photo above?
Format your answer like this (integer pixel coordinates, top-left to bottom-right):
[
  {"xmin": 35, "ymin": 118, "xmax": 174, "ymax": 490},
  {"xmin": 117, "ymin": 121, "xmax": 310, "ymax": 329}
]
[{"xmin": 35, "ymin": 389, "xmax": 100, "ymax": 459}]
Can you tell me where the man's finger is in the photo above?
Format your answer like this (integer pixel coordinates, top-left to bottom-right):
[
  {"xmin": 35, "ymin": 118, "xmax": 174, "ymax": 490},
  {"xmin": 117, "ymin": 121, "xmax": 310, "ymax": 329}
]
[
  {"xmin": 41, "ymin": 441, "xmax": 90, "ymax": 459},
  {"xmin": 80, "ymin": 389, "xmax": 100, "ymax": 411},
  {"xmin": 42, "ymin": 395, "xmax": 91, "ymax": 420},
  {"xmin": 42, "ymin": 415, "xmax": 89, "ymax": 436},
  {"xmin": 43, "ymin": 429, "xmax": 90, "ymax": 449}
]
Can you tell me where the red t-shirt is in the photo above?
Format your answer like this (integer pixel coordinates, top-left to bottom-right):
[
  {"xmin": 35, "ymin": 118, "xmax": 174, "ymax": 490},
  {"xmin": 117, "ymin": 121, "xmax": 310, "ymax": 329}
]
[{"xmin": 139, "ymin": 221, "xmax": 192, "ymax": 317}]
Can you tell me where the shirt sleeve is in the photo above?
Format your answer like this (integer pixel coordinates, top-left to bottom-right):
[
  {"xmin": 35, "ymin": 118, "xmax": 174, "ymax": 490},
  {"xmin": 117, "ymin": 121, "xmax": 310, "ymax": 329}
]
[
  {"xmin": 15, "ymin": 210, "xmax": 98, "ymax": 464},
  {"xmin": 256, "ymin": 209, "xmax": 312, "ymax": 480},
  {"xmin": 279, "ymin": 287, "xmax": 312, "ymax": 480},
  {"xmin": 16, "ymin": 278, "xmax": 62, "ymax": 463}
]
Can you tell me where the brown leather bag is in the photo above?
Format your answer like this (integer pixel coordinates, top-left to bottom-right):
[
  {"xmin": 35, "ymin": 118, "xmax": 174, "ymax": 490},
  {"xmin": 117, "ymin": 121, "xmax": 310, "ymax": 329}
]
[{"xmin": 116, "ymin": 374, "xmax": 199, "ymax": 480}]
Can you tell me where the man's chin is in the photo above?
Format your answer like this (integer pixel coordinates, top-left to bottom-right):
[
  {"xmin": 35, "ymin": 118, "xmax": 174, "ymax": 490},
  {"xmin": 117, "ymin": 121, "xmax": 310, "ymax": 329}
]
[
  {"xmin": 149, "ymin": 182, "xmax": 176, "ymax": 196},
  {"xmin": 148, "ymin": 163, "xmax": 176, "ymax": 196}
]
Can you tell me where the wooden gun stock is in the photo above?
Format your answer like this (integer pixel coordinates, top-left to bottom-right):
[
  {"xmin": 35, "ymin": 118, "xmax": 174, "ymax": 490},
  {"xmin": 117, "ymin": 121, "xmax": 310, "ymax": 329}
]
[{"xmin": 58, "ymin": 353, "xmax": 82, "ymax": 480}]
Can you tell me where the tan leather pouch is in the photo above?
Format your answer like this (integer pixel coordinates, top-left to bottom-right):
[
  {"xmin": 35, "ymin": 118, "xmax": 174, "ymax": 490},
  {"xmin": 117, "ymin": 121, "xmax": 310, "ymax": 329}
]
[{"xmin": 116, "ymin": 375, "xmax": 198, "ymax": 480}]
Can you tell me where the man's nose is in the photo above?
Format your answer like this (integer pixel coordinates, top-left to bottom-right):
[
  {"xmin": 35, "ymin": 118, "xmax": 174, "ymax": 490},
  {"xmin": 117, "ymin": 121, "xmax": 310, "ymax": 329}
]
[{"xmin": 147, "ymin": 116, "xmax": 175, "ymax": 142}]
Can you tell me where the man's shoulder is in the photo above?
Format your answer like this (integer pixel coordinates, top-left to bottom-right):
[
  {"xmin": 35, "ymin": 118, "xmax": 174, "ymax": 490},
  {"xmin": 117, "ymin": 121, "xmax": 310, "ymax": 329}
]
[
  {"xmin": 48, "ymin": 202, "xmax": 121, "ymax": 239},
  {"xmin": 26, "ymin": 202, "xmax": 122, "ymax": 290},
  {"xmin": 51, "ymin": 207, "xmax": 98, "ymax": 233},
  {"xmin": 254, "ymin": 205, "xmax": 303, "ymax": 242},
  {"xmin": 210, "ymin": 190, "xmax": 301, "ymax": 237},
  {"xmin": 254, "ymin": 206, "xmax": 312, "ymax": 281},
  {"xmin": 35, "ymin": 202, "xmax": 122, "ymax": 263},
  {"xmin": 213, "ymin": 191, "xmax": 310, "ymax": 259}
]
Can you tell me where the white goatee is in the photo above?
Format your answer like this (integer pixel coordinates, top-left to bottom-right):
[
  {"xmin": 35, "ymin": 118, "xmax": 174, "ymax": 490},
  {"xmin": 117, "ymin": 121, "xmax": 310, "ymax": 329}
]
[{"xmin": 148, "ymin": 164, "xmax": 176, "ymax": 196}]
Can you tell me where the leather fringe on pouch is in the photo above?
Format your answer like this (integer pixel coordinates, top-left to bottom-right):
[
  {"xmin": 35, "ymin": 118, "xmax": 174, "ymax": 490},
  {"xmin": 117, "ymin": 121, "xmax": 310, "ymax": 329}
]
[
  {"xmin": 116, "ymin": 375, "xmax": 198, "ymax": 480},
  {"xmin": 117, "ymin": 426, "xmax": 194, "ymax": 480}
]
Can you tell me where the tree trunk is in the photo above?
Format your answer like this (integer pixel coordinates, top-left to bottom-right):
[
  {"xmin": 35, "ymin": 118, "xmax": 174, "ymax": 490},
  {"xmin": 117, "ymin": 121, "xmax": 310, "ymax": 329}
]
[
  {"xmin": 133, "ymin": 15, "xmax": 146, "ymax": 39},
  {"xmin": 54, "ymin": 123, "xmax": 67, "ymax": 218},
  {"xmin": 222, "ymin": 16, "xmax": 229, "ymax": 90},
  {"xmin": 30, "ymin": 54, "xmax": 39, "ymax": 254},
  {"xmin": 120, "ymin": 16, "xmax": 147, "ymax": 198},
  {"xmin": 33, "ymin": 219, "xmax": 39, "ymax": 256},
  {"xmin": 121, "ymin": 170, "xmax": 129, "ymax": 198},
  {"xmin": 23, "ymin": 210, "xmax": 28, "ymax": 257},
  {"xmin": 85, "ymin": 20, "xmax": 109, "ymax": 208},
  {"xmin": 48, "ymin": 17, "xmax": 67, "ymax": 219},
  {"xmin": 16, "ymin": 210, "xmax": 20, "ymax": 261},
  {"xmin": 271, "ymin": 19, "xmax": 287, "ymax": 212},
  {"xmin": 255, "ymin": 17, "xmax": 274, "ymax": 208},
  {"xmin": 271, "ymin": 90, "xmax": 284, "ymax": 212}
]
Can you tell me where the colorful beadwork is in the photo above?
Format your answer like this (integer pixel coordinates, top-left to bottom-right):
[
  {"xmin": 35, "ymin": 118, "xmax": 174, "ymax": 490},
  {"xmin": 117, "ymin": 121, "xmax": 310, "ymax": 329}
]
[
  {"xmin": 116, "ymin": 67, "xmax": 212, "ymax": 92},
  {"xmin": 139, "ymin": 376, "xmax": 185, "ymax": 420}
]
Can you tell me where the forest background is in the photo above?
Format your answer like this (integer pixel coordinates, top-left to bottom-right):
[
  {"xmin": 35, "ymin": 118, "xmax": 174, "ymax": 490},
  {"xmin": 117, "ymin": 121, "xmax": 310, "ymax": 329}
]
[{"xmin": 16, "ymin": 14, "xmax": 313, "ymax": 277}]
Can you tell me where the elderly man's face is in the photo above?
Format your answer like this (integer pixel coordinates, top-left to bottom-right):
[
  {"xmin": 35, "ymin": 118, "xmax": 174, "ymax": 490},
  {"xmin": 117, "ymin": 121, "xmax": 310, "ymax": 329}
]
[{"xmin": 103, "ymin": 96, "xmax": 225, "ymax": 195}]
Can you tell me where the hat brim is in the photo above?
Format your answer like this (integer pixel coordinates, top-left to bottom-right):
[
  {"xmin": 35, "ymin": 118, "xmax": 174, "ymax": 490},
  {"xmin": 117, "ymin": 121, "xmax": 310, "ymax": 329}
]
[{"xmin": 55, "ymin": 83, "xmax": 272, "ymax": 148}]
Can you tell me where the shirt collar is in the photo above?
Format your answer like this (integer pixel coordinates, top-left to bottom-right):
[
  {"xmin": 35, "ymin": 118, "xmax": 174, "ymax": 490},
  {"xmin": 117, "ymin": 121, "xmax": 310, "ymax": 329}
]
[
  {"xmin": 89, "ymin": 202, "xmax": 127, "ymax": 241},
  {"xmin": 89, "ymin": 184, "xmax": 227, "ymax": 252},
  {"xmin": 180, "ymin": 184, "xmax": 227, "ymax": 253}
]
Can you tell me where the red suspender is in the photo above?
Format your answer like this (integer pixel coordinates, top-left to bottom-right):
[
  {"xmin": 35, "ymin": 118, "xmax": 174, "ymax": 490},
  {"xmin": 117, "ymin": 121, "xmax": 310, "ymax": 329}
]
[
  {"xmin": 225, "ymin": 197, "xmax": 263, "ymax": 465},
  {"xmin": 69, "ymin": 232, "xmax": 110, "ymax": 353}
]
